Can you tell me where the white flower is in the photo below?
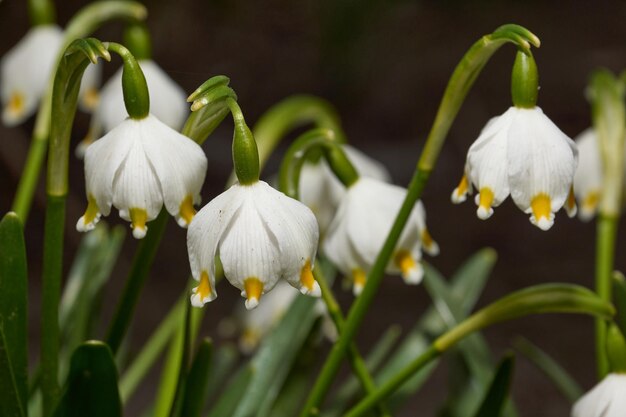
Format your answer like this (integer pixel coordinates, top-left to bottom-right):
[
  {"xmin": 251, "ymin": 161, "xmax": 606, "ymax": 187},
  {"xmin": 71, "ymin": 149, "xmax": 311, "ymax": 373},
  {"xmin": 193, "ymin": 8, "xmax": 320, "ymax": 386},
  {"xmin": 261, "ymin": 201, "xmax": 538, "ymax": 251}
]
[
  {"xmin": 299, "ymin": 144, "xmax": 391, "ymax": 236},
  {"xmin": 76, "ymin": 59, "xmax": 187, "ymax": 157},
  {"xmin": 76, "ymin": 114, "xmax": 207, "ymax": 238},
  {"xmin": 323, "ymin": 177, "xmax": 438, "ymax": 295},
  {"xmin": 451, "ymin": 106, "xmax": 578, "ymax": 230},
  {"xmin": 1, "ymin": 25, "xmax": 102, "ymax": 127},
  {"xmin": 1, "ymin": 25, "xmax": 62, "ymax": 126},
  {"xmin": 573, "ymin": 128, "xmax": 603, "ymax": 221},
  {"xmin": 571, "ymin": 373, "xmax": 626, "ymax": 417},
  {"xmin": 187, "ymin": 180, "xmax": 320, "ymax": 310}
]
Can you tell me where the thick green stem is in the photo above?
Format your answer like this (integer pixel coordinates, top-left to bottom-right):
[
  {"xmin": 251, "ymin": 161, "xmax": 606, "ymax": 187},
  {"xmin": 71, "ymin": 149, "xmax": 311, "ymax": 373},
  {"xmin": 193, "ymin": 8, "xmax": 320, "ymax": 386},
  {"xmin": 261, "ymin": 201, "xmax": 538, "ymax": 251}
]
[
  {"xmin": 12, "ymin": 136, "xmax": 48, "ymax": 220},
  {"xmin": 511, "ymin": 50, "xmax": 538, "ymax": 108},
  {"xmin": 123, "ymin": 22, "xmax": 152, "ymax": 61},
  {"xmin": 106, "ymin": 42, "xmax": 150, "ymax": 119},
  {"xmin": 28, "ymin": 0, "xmax": 56, "ymax": 26},
  {"xmin": 314, "ymin": 263, "xmax": 390, "ymax": 417},
  {"xmin": 595, "ymin": 214, "xmax": 618, "ymax": 377},
  {"xmin": 41, "ymin": 195, "xmax": 65, "ymax": 416},
  {"xmin": 299, "ymin": 24, "xmax": 540, "ymax": 416},
  {"xmin": 227, "ymin": 98, "xmax": 260, "ymax": 185},
  {"xmin": 106, "ymin": 210, "xmax": 169, "ymax": 355}
]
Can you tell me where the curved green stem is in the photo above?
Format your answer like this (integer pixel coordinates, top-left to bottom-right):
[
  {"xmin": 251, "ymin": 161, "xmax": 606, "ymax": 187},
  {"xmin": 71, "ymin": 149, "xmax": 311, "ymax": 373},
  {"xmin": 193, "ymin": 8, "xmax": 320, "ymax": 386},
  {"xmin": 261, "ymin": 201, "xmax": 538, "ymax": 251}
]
[
  {"xmin": 588, "ymin": 69, "xmax": 626, "ymax": 377},
  {"xmin": 278, "ymin": 128, "xmax": 358, "ymax": 199},
  {"xmin": 106, "ymin": 42, "xmax": 150, "ymax": 119},
  {"xmin": 12, "ymin": 1, "xmax": 147, "ymax": 221},
  {"xmin": 344, "ymin": 284, "xmax": 614, "ymax": 417},
  {"xmin": 299, "ymin": 24, "xmax": 541, "ymax": 417}
]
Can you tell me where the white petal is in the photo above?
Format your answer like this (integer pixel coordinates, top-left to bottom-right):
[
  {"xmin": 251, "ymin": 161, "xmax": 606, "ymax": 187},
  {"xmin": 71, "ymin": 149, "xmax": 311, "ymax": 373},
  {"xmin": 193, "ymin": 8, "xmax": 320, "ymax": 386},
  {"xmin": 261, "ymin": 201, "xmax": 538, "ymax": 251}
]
[
  {"xmin": 1, "ymin": 25, "xmax": 63, "ymax": 126},
  {"xmin": 507, "ymin": 107, "xmax": 577, "ymax": 213},
  {"xmin": 573, "ymin": 128, "xmax": 603, "ymax": 220},
  {"xmin": 343, "ymin": 144, "xmax": 392, "ymax": 183},
  {"xmin": 572, "ymin": 374, "xmax": 626, "ymax": 417},
  {"xmin": 219, "ymin": 184, "xmax": 282, "ymax": 296},
  {"xmin": 140, "ymin": 115, "xmax": 207, "ymax": 225},
  {"xmin": 78, "ymin": 62, "xmax": 102, "ymax": 112}
]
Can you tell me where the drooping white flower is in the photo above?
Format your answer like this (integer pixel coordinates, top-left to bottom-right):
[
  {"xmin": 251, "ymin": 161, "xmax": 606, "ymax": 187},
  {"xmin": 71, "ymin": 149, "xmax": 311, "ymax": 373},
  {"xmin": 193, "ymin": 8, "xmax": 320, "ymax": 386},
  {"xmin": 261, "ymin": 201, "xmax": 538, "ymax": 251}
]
[
  {"xmin": 571, "ymin": 373, "xmax": 626, "ymax": 417},
  {"xmin": 451, "ymin": 106, "xmax": 578, "ymax": 231},
  {"xmin": 1, "ymin": 25, "xmax": 102, "ymax": 127},
  {"xmin": 299, "ymin": 144, "xmax": 391, "ymax": 236},
  {"xmin": 572, "ymin": 128, "xmax": 603, "ymax": 221},
  {"xmin": 76, "ymin": 59, "xmax": 187, "ymax": 157},
  {"xmin": 76, "ymin": 114, "xmax": 207, "ymax": 238},
  {"xmin": 187, "ymin": 180, "xmax": 320, "ymax": 310},
  {"xmin": 323, "ymin": 177, "xmax": 438, "ymax": 295},
  {"xmin": 1, "ymin": 25, "xmax": 62, "ymax": 126}
]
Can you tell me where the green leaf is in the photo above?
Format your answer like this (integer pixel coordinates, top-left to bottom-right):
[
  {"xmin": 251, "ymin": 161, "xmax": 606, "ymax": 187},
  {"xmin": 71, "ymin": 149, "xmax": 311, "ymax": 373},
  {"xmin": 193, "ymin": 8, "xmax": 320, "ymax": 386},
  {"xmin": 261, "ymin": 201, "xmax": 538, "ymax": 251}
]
[
  {"xmin": 207, "ymin": 367, "xmax": 253, "ymax": 417},
  {"xmin": 451, "ymin": 248, "xmax": 497, "ymax": 316},
  {"xmin": 473, "ymin": 354, "xmax": 515, "ymax": 417},
  {"xmin": 53, "ymin": 341, "xmax": 122, "ymax": 417},
  {"xmin": 0, "ymin": 213, "xmax": 28, "ymax": 414},
  {"xmin": 180, "ymin": 339, "xmax": 213, "ymax": 417},
  {"xmin": 0, "ymin": 327, "xmax": 26, "ymax": 417},
  {"xmin": 513, "ymin": 337, "xmax": 582, "ymax": 403},
  {"xmin": 204, "ymin": 344, "xmax": 239, "ymax": 404},
  {"xmin": 611, "ymin": 272, "xmax": 626, "ymax": 337},
  {"xmin": 232, "ymin": 296, "xmax": 320, "ymax": 417}
]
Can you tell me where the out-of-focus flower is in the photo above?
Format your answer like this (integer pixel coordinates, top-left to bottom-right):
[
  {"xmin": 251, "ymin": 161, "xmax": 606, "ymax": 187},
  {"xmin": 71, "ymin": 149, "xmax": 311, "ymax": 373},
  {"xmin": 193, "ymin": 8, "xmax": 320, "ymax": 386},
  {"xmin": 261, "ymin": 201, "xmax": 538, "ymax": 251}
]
[
  {"xmin": 76, "ymin": 59, "xmax": 187, "ymax": 157},
  {"xmin": 1, "ymin": 25, "xmax": 62, "ymax": 126},
  {"xmin": 451, "ymin": 106, "xmax": 578, "ymax": 230},
  {"xmin": 76, "ymin": 114, "xmax": 207, "ymax": 238},
  {"xmin": 323, "ymin": 177, "xmax": 438, "ymax": 295},
  {"xmin": 299, "ymin": 144, "xmax": 391, "ymax": 236},
  {"xmin": 572, "ymin": 128, "xmax": 604, "ymax": 221},
  {"xmin": 187, "ymin": 180, "xmax": 320, "ymax": 310},
  {"xmin": 571, "ymin": 373, "xmax": 626, "ymax": 417},
  {"xmin": 1, "ymin": 25, "xmax": 102, "ymax": 126}
]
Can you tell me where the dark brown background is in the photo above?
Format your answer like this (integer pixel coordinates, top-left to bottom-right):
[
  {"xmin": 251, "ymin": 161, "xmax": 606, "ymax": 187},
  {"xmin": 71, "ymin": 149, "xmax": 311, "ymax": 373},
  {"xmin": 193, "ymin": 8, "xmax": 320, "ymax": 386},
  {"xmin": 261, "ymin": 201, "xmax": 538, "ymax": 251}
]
[{"xmin": 1, "ymin": 0, "xmax": 626, "ymax": 415}]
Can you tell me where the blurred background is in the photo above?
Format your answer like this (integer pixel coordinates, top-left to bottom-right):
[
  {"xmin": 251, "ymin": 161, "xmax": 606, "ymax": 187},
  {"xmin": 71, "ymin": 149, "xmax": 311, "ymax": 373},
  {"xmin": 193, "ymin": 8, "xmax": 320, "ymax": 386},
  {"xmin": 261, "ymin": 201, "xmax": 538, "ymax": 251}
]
[{"xmin": 1, "ymin": 0, "xmax": 626, "ymax": 415}]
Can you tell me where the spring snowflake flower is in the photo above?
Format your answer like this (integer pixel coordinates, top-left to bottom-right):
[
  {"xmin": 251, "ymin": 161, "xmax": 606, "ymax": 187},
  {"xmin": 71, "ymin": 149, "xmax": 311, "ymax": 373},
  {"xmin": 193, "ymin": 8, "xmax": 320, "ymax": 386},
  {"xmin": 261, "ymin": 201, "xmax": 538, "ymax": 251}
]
[
  {"xmin": 451, "ymin": 106, "xmax": 578, "ymax": 230},
  {"xmin": 571, "ymin": 373, "xmax": 626, "ymax": 417},
  {"xmin": 187, "ymin": 180, "xmax": 320, "ymax": 310},
  {"xmin": 299, "ymin": 144, "xmax": 390, "ymax": 235},
  {"xmin": 76, "ymin": 59, "xmax": 187, "ymax": 157},
  {"xmin": 572, "ymin": 128, "xmax": 603, "ymax": 220},
  {"xmin": 76, "ymin": 114, "xmax": 207, "ymax": 238},
  {"xmin": 323, "ymin": 177, "xmax": 438, "ymax": 295},
  {"xmin": 1, "ymin": 25, "xmax": 100, "ymax": 126}
]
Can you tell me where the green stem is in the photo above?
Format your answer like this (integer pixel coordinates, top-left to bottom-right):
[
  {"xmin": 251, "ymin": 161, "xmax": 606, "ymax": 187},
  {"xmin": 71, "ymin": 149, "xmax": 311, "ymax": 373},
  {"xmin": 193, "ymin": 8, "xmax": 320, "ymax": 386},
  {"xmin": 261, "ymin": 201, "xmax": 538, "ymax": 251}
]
[
  {"xmin": 11, "ymin": 1, "xmax": 147, "ymax": 222},
  {"xmin": 106, "ymin": 210, "xmax": 169, "ymax": 355},
  {"xmin": 298, "ymin": 24, "xmax": 541, "ymax": 417},
  {"xmin": 106, "ymin": 42, "xmax": 150, "ymax": 119},
  {"xmin": 344, "ymin": 284, "xmax": 614, "ymax": 417},
  {"xmin": 595, "ymin": 214, "xmax": 618, "ymax": 377},
  {"xmin": 28, "ymin": 0, "xmax": 56, "ymax": 26},
  {"xmin": 226, "ymin": 98, "xmax": 260, "ymax": 185},
  {"xmin": 314, "ymin": 263, "xmax": 390, "ymax": 417},
  {"xmin": 41, "ymin": 195, "xmax": 64, "ymax": 416}
]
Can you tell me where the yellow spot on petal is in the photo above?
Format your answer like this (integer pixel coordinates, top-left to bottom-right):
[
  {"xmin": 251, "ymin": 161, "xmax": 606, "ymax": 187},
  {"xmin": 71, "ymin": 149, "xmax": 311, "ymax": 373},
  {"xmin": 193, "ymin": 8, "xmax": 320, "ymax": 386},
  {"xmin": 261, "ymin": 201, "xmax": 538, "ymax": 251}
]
[
  {"xmin": 82, "ymin": 194, "xmax": 100, "ymax": 225},
  {"xmin": 179, "ymin": 195, "xmax": 196, "ymax": 226},
  {"xmin": 7, "ymin": 92, "xmax": 25, "ymax": 116},
  {"xmin": 352, "ymin": 268, "xmax": 366, "ymax": 289},
  {"xmin": 394, "ymin": 250, "xmax": 415, "ymax": 276},
  {"xmin": 129, "ymin": 208, "xmax": 148, "ymax": 238},
  {"xmin": 565, "ymin": 186, "xmax": 577, "ymax": 217},
  {"xmin": 244, "ymin": 277, "xmax": 264, "ymax": 303},
  {"xmin": 531, "ymin": 193, "xmax": 552, "ymax": 222},
  {"xmin": 583, "ymin": 191, "xmax": 600, "ymax": 213},
  {"xmin": 452, "ymin": 174, "xmax": 469, "ymax": 202},
  {"xmin": 82, "ymin": 88, "xmax": 100, "ymax": 110},
  {"xmin": 479, "ymin": 188, "xmax": 494, "ymax": 210},
  {"xmin": 421, "ymin": 228, "xmax": 438, "ymax": 255},
  {"xmin": 300, "ymin": 259, "xmax": 315, "ymax": 291},
  {"xmin": 196, "ymin": 271, "xmax": 212, "ymax": 301}
]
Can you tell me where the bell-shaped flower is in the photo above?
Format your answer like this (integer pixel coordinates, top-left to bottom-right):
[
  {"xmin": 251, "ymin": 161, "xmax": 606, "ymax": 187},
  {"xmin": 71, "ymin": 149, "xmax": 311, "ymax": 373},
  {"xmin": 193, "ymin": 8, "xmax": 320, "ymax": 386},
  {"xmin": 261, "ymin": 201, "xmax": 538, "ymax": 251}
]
[
  {"xmin": 76, "ymin": 59, "xmax": 187, "ymax": 157},
  {"xmin": 323, "ymin": 177, "xmax": 438, "ymax": 295},
  {"xmin": 299, "ymin": 144, "xmax": 391, "ymax": 236},
  {"xmin": 571, "ymin": 373, "xmax": 626, "ymax": 417},
  {"xmin": 451, "ymin": 106, "xmax": 578, "ymax": 230},
  {"xmin": 76, "ymin": 114, "xmax": 207, "ymax": 238},
  {"xmin": 1, "ymin": 25, "xmax": 62, "ymax": 126},
  {"xmin": 572, "ymin": 128, "xmax": 604, "ymax": 221},
  {"xmin": 187, "ymin": 180, "xmax": 320, "ymax": 310},
  {"xmin": 1, "ymin": 25, "xmax": 102, "ymax": 126}
]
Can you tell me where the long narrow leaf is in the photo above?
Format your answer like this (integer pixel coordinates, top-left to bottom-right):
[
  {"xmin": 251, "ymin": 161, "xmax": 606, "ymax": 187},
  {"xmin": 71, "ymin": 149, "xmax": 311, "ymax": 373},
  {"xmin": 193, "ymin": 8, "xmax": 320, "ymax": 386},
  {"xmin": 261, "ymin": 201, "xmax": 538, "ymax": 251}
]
[
  {"xmin": 0, "ymin": 327, "xmax": 25, "ymax": 417},
  {"xmin": 180, "ymin": 338, "xmax": 213, "ymax": 417},
  {"xmin": 207, "ymin": 367, "xmax": 253, "ymax": 417},
  {"xmin": 203, "ymin": 344, "xmax": 239, "ymax": 404},
  {"xmin": 611, "ymin": 272, "xmax": 626, "ymax": 338},
  {"xmin": 0, "ymin": 213, "xmax": 28, "ymax": 413},
  {"xmin": 53, "ymin": 341, "xmax": 122, "ymax": 417},
  {"xmin": 473, "ymin": 354, "xmax": 516, "ymax": 417}
]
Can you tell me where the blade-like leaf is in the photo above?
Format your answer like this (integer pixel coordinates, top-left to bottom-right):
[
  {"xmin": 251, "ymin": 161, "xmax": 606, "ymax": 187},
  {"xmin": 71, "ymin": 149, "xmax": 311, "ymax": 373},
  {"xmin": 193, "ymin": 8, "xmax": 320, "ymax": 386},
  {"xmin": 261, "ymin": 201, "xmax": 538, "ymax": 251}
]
[
  {"xmin": 203, "ymin": 344, "xmax": 239, "ymax": 405},
  {"xmin": 207, "ymin": 367, "xmax": 253, "ymax": 417},
  {"xmin": 180, "ymin": 339, "xmax": 213, "ymax": 417},
  {"xmin": 612, "ymin": 272, "xmax": 626, "ymax": 338},
  {"xmin": 53, "ymin": 341, "xmax": 121, "ymax": 417},
  {"xmin": 0, "ymin": 213, "xmax": 28, "ymax": 413},
  {"xmin": 0, "ymin": 327, "xmax": 26, "ymax": 417},
  {"xmin": 514, "ymin": 337, "xmax": 582, "ymax": 402},
  {"xmin": 451, "ymin": 248, "xmax": 497, "ymax": 316},
  {"xmin": 473, "ymin": 354, "xmax": 516, "ymax": 417}
]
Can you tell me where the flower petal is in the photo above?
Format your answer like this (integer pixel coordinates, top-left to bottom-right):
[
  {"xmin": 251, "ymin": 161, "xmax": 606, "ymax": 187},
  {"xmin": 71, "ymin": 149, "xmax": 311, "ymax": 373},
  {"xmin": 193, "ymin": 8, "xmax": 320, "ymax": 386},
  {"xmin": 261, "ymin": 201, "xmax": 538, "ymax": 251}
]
[{"xmin": 573, "ymin": 128, "xmax": 603, "ymax": 221}]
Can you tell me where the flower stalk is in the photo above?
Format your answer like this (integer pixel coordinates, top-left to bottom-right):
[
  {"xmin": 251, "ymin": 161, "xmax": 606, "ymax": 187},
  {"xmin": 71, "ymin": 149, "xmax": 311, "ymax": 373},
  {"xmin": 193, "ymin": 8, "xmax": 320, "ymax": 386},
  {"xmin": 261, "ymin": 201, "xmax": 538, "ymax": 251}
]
[
  {"xmin": 299, "ymin": 24, "xmax": 541, "ymax": 417},
  {"xmin": 28, "ymin": 0, "xmax": 56, "ymax": 26}
]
